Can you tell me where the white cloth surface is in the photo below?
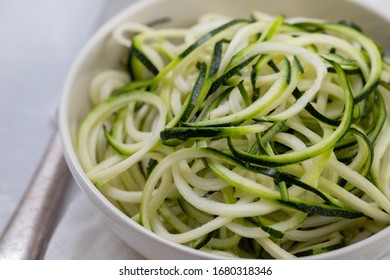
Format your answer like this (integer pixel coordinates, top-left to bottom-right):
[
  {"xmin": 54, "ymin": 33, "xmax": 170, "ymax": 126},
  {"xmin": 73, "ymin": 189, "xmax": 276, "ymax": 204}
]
[
  {"xmin": 44, "ymin": 180, "xmax": 144, "ymax": 259},
  {"xmin": 1, "ymin": 0, "xmax": 390, "ymax": 260}
]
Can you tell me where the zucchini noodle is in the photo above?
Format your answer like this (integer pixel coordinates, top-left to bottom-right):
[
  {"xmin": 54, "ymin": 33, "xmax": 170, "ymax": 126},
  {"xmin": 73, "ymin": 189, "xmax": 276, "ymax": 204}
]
[{"xmin": 77, "ymin": 11, "xmax": 390, "ymax": 258}]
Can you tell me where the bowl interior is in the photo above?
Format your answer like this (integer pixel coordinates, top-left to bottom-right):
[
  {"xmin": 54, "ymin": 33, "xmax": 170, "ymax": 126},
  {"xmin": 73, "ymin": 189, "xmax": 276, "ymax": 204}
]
[{"xmin": 59, "ymin": 0, "xmax": 390, "ymax": 259}]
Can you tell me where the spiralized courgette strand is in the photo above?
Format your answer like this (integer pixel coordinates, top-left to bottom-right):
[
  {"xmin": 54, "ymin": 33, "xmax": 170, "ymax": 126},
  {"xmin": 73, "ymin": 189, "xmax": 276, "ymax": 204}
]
[{"xmin": 78, "ymin": 11, "xmax": 390, "ymax": 259}]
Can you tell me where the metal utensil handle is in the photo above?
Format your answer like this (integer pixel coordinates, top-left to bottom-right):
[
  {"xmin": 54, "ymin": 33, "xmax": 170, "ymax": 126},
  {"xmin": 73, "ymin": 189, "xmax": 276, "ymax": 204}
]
[{"xmin": 0, "ymin": 131, "xmax": 70, "ymax": 259}]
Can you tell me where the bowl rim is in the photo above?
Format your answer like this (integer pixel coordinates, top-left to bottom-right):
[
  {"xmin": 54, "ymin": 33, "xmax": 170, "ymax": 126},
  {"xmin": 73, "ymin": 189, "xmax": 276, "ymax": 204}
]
[{"xmin": 59, "ymin": 0, "xmax": 390, "ymax": 260}]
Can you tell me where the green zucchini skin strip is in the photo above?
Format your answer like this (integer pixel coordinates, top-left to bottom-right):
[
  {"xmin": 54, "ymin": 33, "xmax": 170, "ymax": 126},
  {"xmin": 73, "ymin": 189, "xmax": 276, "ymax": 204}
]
[
  {"xmin": 291, "ymin": 88, "xmax": 341, "ymax": 126},
  {"xmin": 200, "ymin": 148, "xmax": 361, "ymax": 219},
  {"xmin": 209, "ymin": 39, "xmax": 230, "ymax": 77},
  {"xmin": 149, "ymin": 19, "xmax": 248, "ymax": 89},
  {"xmin": 208, "ymin": 56, "xmax": 257, "ymax": 95},
  {"xmin": 174, "ymin": 62, "xmax": 209, "ymax": 124},
  {"xmin": 160, "ymin": 124, "xmax": 269, "ymax": 146},
  {"xmin": 128, "ymin": 42, "xmax": 160, "ymax": 80},
  {"xmin": 228, "ymin": 61, "xmax": 353, "ymax": 167},
  {"xmin": 367, "ymin": 90, "xmax": 387, "ymax": 142},
  {"xmin": 294, "ymin": 243, "xmax": 345, "ymax": 257},
  {"xmin": 294, "ymin": 21, "xmax": 382, "ymax": 103},
  {"xmin": 192, "ymin": 231, "xmax": 215, "ymax": 249},
  {"xmin": 185, "ymin": 44, "xmax": 315, "ymax": 127},
  {"xmin": 276, "ymin": 200, "xmax": 363, "ymax": 219},
  {"xmin": 247, "ymin": 217, "xmax": 284, "ymax": 239}
]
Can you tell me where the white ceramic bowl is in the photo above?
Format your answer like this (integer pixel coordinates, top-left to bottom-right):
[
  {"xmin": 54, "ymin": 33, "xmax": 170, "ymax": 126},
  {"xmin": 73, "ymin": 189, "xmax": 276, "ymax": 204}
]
[{"xmin": 59, "ymin": 0, "xmax": 390, "ymax": 259}]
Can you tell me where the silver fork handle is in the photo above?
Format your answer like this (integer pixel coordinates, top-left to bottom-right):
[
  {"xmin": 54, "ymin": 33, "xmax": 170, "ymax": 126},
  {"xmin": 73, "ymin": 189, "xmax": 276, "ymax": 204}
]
[{"xmin": 0, "ymin": 131, "xmax": 70, "ymax": 259}]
